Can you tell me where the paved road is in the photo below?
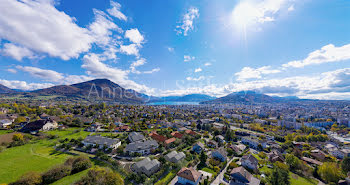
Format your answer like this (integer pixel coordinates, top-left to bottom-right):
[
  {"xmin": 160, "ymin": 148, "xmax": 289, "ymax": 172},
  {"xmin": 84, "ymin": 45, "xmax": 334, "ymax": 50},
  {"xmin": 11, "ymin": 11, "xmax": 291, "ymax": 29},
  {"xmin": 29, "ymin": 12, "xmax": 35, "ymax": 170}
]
[
  {"xmin": 168, "ymin": 176, "xmax": 178, "ymax": 185},
  {"xmin": 211, "ymin": 157, "xmax": 236, "ymax": 185}
]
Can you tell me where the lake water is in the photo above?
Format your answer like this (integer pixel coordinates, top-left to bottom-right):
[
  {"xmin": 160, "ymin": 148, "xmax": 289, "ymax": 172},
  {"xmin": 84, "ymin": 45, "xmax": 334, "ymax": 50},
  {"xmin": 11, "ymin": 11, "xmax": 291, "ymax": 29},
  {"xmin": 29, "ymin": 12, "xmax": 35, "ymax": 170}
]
[{"xmin": 146, "ymin": 101, "xmax": 200, "ymax": 105}]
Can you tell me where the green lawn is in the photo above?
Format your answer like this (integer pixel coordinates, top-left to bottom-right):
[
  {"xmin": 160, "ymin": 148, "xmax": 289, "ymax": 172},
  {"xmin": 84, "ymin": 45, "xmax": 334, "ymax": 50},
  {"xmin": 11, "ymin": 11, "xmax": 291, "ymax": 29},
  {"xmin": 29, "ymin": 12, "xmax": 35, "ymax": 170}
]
[
  {"xmin": 0, "ymin": 128, "xmax": 90, "ymax": 184},
  {"xmin": 154, "ymin": 170, "xmax": 176, "ymax": 185},
  {"xmin": 0, "ymin": 130, "xmax": 12, "ymax": 135},
  {"xmin": 201, "ymin": 167, "xmax": 215, "ymax": 174},
  {"xmin": 50, "ymin": 169, "xmax": 89, "ymax": 185},
  {"xmin": 289, "ymin": 172, "xmax": 317, "ymax": 185}
]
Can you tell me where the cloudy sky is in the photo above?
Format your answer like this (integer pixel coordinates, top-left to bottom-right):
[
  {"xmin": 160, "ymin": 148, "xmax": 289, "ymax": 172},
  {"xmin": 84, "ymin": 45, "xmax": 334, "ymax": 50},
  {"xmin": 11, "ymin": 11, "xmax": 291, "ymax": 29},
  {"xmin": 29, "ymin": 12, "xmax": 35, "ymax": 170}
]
[{"xmin": 0, "ymin": 0, "xmax": 350, "ymax": 99}]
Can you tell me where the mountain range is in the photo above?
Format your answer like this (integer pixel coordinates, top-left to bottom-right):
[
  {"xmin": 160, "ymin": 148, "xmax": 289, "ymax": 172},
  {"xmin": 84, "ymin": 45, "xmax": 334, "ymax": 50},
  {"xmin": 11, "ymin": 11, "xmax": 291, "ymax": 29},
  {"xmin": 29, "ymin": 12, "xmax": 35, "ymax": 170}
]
[
  {"xmin": 0, "ymin": 79, "xmax": 346, "ymax": 104},
  {"xmin": 149, "ymin": 94, "xmax": 216, "ymax": 103},
  {"xmin": 201, "ymin": 91, "xmax": 302, "ymax": 104}
]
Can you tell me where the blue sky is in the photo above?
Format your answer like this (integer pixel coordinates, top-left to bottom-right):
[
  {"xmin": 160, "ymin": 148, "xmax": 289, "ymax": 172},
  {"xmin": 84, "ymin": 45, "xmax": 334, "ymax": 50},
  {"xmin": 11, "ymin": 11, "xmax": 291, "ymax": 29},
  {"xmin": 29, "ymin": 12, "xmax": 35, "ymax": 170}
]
[{"xmin": 0, "ymin": 0, "xmax": 350, "ymax": 99}]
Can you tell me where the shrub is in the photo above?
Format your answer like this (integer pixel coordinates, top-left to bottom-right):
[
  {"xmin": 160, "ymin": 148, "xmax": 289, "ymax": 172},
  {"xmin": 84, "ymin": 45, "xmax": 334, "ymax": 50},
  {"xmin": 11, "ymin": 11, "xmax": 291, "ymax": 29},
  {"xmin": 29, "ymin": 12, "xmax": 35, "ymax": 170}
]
[
  {"xmin": 71, "ymin": 156, "xmax": 92, "ymax": 173},
  {"xmin": 42, "ymin": 165, "xmax": 71, "ymax": 184},
  {"xmin": 75, "ymin": 167, "xmax": 123, "ymax": 185},
  {"xmin": 9, "ymin": 171, "xmax": 42, "ymax": 185}
]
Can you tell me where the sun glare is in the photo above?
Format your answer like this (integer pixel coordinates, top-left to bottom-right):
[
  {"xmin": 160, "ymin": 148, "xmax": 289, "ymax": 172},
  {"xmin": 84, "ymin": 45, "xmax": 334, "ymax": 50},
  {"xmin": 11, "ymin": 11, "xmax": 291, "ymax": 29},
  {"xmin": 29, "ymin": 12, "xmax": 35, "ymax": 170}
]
[{"xmin": 231, "ymin": 1, "xmax": 260, "ymax": 29}]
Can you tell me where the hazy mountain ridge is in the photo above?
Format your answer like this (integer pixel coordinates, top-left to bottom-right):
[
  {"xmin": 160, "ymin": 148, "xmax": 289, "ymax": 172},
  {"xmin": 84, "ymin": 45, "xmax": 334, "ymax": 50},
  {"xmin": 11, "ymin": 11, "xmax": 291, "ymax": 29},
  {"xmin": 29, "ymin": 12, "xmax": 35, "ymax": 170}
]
[
  {"xmin": 201, "ymin": 91, "xmax": 306, "ymax": 104},
  {"xmin": 149, "ymin": 94, "xmax": 216, "ymax": 103}
]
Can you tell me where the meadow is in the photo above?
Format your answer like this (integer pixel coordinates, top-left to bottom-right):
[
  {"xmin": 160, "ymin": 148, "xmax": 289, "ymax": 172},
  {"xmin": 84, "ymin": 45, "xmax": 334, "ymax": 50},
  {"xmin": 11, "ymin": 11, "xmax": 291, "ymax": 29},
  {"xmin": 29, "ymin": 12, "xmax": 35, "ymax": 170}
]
[{"xmin": 0, "ymin": 128, "xmax": 90, "ymax": 184}]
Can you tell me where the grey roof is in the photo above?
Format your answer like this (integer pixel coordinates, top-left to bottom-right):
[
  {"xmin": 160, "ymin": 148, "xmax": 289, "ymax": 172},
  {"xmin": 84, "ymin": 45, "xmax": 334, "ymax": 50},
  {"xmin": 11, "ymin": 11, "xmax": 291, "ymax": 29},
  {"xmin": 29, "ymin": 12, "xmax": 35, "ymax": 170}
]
[
  {"xmin": 135, "ymin": 158, "xmax": 151, "ymax": 169},
  {"xmin": 213, "ymin": 147, "xmax": 227, "ymax": 158},
  {"xmin": 144, "ymin": 160, "xmax": 160, "ymax": 171},
  {"xmin": 128, "ymin": 132, "xmax": 145, "ymax": 142},
  {"xmin": 134, "ymin": 157, "xmax": 160, "ymax": 174},
  {"xmin": 83, "ymin": 135, "xmax": 120, "ymax": 146},
  {"xmin": 216, "ymin": 135, "xmax": 225, "ymax": 140},
  {"xmin": 242, "ymin": 154, "xmax": 258, "ymax": 165},
  {"xmin": 165, "ymin": 151, "xmax": 186, "ymax": 162},
  {"xmin": 125, "ymin": 139, "xmax": 159, "ymax": 151}
]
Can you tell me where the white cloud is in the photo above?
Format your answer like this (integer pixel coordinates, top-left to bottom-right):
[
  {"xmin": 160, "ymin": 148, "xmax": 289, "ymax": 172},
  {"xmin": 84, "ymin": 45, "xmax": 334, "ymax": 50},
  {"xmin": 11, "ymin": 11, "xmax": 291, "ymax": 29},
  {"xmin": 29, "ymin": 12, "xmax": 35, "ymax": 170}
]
[
  {"xmin": 232, "ymin": 0, "xmax": 292, "ymax": 29},
  {"xmin": 194, "ymin": 68, "xmax": 202, "ymax": 73},
  {"xmin": 161, "ymin": 68, "xmax": 350, "ymax": 99},
  {"xmin": 1, "ymin": 43, "xmax": 35, "ymax": 61},
  {"xmin": 184, "ymin": 55, "xmax": 195, "ymax": 62},
  {"xmin": 204, "ymin": 62, "xmax": 212, "ymax": 66},
  {"xmin": 107, "ymin": 1, "xmax": 127, "ymax": 21},
  {"xmin": 282, "ymin": 44, "xmax": 350, "ymax": 68},
  {"xmin": 120, "ymin": 44, "xmax": 140, "ymax": 56},
  {"xmin": 16, "ymin": 65, "xmax": 92, "ymax": 85},
  {"xmin": 0, "ymin": 79, "xmax": 54, "ymax": 91},
  {"xmin": 88, "ymin": 9, "xmax": 122, "ymax": 47},
  {"xmin": 186, "ymin": 76, "xmax": 205, "ymax": 81},
  {"xmin": 7, "ymin": 68, "xmax": 17, "ymax": 74},
  {"xmin": 235, "ymin": 66, "xmax": 281, "ymax": 81},
  {"xmin": 82, "ymin": 54, "xmax": 154, "ymax": 94},
  {"xmin": 16, "ymin": 66, "xmax": 64, "ymax": 82},
  {"xmin": 167, "ymin": 47, "xmax": 175, "ymax": 53},
  {"xmin": 125, "ymin": 29, "xmax": 144, "ymax": 45},
  {"xmin": 176, "ymin": 7, "xmax": 199, "ymax": 36},
  {"xmin": 130, "ymin": 58, "xmax": 146, "ymax": 74},
  {"xmin": 130, "ymin": 58, "xmax": 160, "ymax": 74},
  {"xmin": 288, "ymin": 5, "xmax": 295, "ymax": 11},
  {"xmin": 144, "ymin": 68, "xmax": 160, "ymax": 74},
  {"xmin": 0, "ymin": 0, "xmax": 94, "ymax": 60}
]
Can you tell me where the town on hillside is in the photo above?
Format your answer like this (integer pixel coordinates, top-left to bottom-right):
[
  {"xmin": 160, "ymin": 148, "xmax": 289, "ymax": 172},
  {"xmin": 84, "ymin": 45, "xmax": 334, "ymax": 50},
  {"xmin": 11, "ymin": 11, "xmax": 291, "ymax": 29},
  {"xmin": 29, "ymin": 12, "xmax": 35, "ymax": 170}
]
[{"xmin": 0, "ymin": 100, "xmax": 349, "ymax": 185}]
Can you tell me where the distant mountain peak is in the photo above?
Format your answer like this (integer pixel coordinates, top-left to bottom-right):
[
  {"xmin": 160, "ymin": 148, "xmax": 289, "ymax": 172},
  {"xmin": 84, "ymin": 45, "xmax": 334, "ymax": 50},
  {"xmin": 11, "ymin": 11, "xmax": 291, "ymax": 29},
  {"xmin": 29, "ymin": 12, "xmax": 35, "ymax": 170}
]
[{"xmin": 0, "ymin": 84, "xmax": 16, "ymax": 94}]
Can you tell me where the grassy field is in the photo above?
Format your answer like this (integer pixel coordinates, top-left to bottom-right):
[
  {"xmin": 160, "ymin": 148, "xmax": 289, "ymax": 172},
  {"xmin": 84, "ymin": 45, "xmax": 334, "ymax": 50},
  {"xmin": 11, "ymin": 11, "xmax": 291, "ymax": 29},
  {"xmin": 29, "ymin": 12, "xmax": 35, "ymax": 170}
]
[
  {"xmin": 0, "ymin": 128, "xmax": 90, "ymax": 184},
  {"xmin": 290, "ymin": 172, "xmax": 318, "ymax": 185},
  {"xmin": 154, "ymin": 170, "xmax": 176, "ymax": 185},
  {"xmin": 0, "ymin": 130, "xmax": 12, "ymax": 135},
  {"xmin": 50, "ymin": 169, "xmax": 89, "ymax": 185}
]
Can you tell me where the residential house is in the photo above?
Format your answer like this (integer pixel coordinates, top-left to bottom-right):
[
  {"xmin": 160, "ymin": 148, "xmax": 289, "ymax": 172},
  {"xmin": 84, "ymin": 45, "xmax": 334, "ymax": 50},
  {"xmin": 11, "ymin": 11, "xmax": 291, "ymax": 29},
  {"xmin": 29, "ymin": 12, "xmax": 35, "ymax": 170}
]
[
  {"xmin": 0, "ymin": 119, "xmax": 13, "ymax": 128},
  {"xmin": 241, "ymin": 154, "xmax": 259, "ymax": 171},
  {"xmin": 215, "ymin": 135, "xmax": 226, "ymax": 144},
  {"xmin": 192, "ymin": 142, "xmax": 205, "ymax": 153},
  {"xmin": 310, "ymin": 149, "xmax": 326, "ymax": 161},
  {"xmin": 211, "ymin": 147, "xmax": 228, "ymax": 162},
  {"xmin": 132, "ymin": 157, "xmax": 160, "ymax": 176},
  {"xmin": 302, "ymin": 157, "xmax": 323, "ymax": 166},
  {"xmin": 207, "ymin": 140, "xmax": 218, "ymax": 148},
  {"xmin": 20, "ymin": 118, "xmax": 58, "ymax": 133},
  {"xmin": 177, "ymin": 167, "xmax": 202, "ymax": 185},
  {"xmin": 267, "ymin": 150, "xmax": 284, "ymax": 163},
  {"xmin": 149, "ymin": 132, "xmax": 167, "ymax": 143},
  {"xmin": 85, "ymin": 123, "xmax": 104, "ymax": 132},
  {"xmin": 241, "ymin": 137, "xmax": 267, "ymax": 150},
  {"xmin": 164, "ymin": 137, "xmax": 176, "ymax": 148},
  {"xmin": 171, "ymin": 131, "xmax": 184, "ymax": 139},
  {"xmin": 165, "ymin": 151, "xmax": 186, "ymax": 163},
  {"xmin": 125, "ymin": 139, "xmax": 159, "ymax": 155},
  {"xmin": 128, "ymin": 132, "xmax": 145, "ymax": 142},
  {"xmin": 230, "ymin": 144, "xmax": 246, "ymax": 155},
  {"xmin": 185, "ymin": 129, "xmax": 197, "ymax": 136},
  {"xmin": 230, "ymin": 167, "xmax": 260, "ymax": 185},
  {"xmin": 115, "ymin": 125, "xmax": 130, "ymax": 132},
  {"xmin": 82, "ymin": 135, "xmax": 121, "ymax": 149}
]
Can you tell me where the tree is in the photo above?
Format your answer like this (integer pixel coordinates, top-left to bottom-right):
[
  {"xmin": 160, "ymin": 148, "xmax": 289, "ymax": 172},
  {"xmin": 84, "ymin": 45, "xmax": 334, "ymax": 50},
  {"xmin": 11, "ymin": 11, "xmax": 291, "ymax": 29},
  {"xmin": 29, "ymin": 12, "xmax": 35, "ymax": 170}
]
[
  {"xmin": 341, "ymin": 157, "xmax": 350, "ymax": 173},
  {"xmin": 269, "ymin": 164, "xmax": 290, "ymax": 185},
  {"xmin": 318, "ymin": 162, "xmax": 344, "ymax": 184},
  {"xmin": 14, "ymin": 116, "xmax": 26, "ymax": 124},
  {"xmin": 42, "ymin": 165, "xmax": 71, "ymax": 184},
  {"xmin": 199, "ymin": 151, "xmax": 207, "ymax": 168},
  {"xmin": 75, "ymin": 167, "xmax": 123, "ymax": 185},
  {"xmin": 12, "ymin": 133, "xmax": 24, "ymax": 142}
]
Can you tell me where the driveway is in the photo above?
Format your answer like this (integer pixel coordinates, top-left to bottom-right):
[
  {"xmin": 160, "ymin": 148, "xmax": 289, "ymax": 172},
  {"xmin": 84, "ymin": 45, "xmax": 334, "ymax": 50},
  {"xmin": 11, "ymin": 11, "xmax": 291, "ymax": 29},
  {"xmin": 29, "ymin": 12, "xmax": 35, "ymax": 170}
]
[{"xmin": 211, "ymin": 157, "xmax": 236, "ymax": 185}]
